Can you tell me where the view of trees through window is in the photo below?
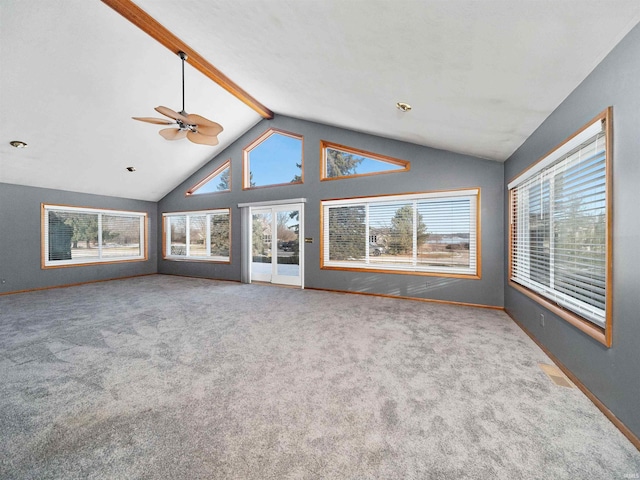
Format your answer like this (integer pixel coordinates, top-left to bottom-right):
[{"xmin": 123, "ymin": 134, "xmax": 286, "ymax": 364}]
[
  {"xmin": 324, "ymin": 192, "xmax": 477, "ymax": 275},
  {"xmin": 252, "ymin": 210, "xmax": 300, "ymax": 263},
  {"xmin": 326, "ymin": 149, "xmax": 364, "ymax": 177},
  {"xmin": 323, "ymin": 142, "xmax": 409, "ymax": 179},
  {"xmin": 46, "ymin": 209, "xmax": 143, "ymax": 263},
  {"xmin": 165, "ymin": 210, "xmax": 230, "ymax": 261}
]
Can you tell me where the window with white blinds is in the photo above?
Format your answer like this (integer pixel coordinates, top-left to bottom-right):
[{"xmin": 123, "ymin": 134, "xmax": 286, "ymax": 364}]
[
  {"xmin": 163, "ymin": 209, "xmax": 230, "ymax": 262},
  {"xmin": 509, "ymin": 111, "xmax": 610, "ymax": 332},
  {"xmin": 322, "ymin": 189, "xmax": 479, "ymax": 276},
  {"xmin": 43, "ymin": 205, "xmax": 147, "ymax": 267}
]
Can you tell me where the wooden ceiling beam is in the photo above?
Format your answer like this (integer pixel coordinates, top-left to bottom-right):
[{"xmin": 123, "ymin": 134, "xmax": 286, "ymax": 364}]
[{"xmin": 102, "ymin": 0, "xmax": 274, "ymax": 119}]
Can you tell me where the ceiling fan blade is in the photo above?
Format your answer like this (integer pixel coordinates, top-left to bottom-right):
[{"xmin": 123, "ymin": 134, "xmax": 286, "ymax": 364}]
[
  {"xmin": 197, "ymin": 124, "xmax": 224, "ymax": 137},
  {"xmin": 132, "ymin": 116, "xmax": 174, "ymax": 125},
  {"xmin": 186, "ymin": 113, "xmax": 224, "ymax": 129},
  {"xmin": 159, "ymin": 128, "xmax": 188, "ymax": 141},
  {"xmin": 155, "ymin": 106, "xmax": 190, "ymax": 123},
  {"xmin": 187, "ymin": 130, "xmax": 219, "ymax": 146}
]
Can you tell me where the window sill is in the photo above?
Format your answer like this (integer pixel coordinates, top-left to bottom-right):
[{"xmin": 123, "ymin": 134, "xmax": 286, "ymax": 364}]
[
  {"xmin": 508, "ymin": 280, "xmax": 609, "ymax": 347},
  {"xmin": 163, "ymin": 256, "xmax": 230, "ymax": 264},
  {"xmin": 42, "ymin": 257, "xmax": 147, "ymax": 269},
  {"xmin": 321, "ymin": 264, "xmax": 480, "ymax": 279}
]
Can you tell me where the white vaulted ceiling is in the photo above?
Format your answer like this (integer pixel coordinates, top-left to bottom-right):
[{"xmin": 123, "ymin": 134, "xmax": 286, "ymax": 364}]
[{"xmin": 1, "ymin": 1, "xmax": 639, "ymax": 201}]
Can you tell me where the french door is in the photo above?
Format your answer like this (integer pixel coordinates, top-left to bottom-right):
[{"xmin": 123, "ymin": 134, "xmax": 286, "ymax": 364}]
[{"xmin": 250, "ymin": 203, "xmax": 304, "ymax": 287}]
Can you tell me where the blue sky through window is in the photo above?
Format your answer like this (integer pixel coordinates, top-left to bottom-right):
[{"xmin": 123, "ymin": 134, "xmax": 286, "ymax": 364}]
[
  {"xmin": 190, "ymin": 163, "xmax": 229, "ymax": 194},
  {"xmin": 248, "ymin": 133, "xmax": 302, "ymax": 187}
]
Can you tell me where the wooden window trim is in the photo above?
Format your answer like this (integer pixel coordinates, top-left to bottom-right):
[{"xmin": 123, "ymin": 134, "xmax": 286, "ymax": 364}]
[
  {"xmin": 162, "ymin": 208, "xmax": 232, "ymax": 264},
  {"xmin": 41, "ymin": 203, "xmax": 149, "ymax": 269},
  {"xmin": 507, "ymin": 107, "xmax": 613, "ymax": 347},
  {"xmin": 320, "ymin": 188, "xmax": 481, "ymax": 279},
  {"xmin": 242, "ymin": 128, "xmax": 304, "ymax": 190},
  {"xmin": 320, "ymin": 140, "xmax": 410, "ymax": 181},
  {"xmin": 185, "ymin": 159, "xmax": 231, "ymax": 196}
]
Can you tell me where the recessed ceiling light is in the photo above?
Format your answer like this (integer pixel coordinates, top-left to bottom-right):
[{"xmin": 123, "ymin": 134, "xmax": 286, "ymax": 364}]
[
  {"xmin": 126, "ymin": 166, "xmax": 136, "ymax": 172},
  {"xmin": 396, "ymin": 102, "xmax": 412, "ymax": 112},
  {"xmin": 10, "ymin": 140, "xmax": 28, "ymax": 148}
]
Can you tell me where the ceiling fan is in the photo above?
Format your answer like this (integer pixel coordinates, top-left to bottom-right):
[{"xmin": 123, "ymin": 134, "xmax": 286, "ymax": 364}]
[{"xmin": 133, "ymin": 51, "xmax": 223, "ymax": 146}]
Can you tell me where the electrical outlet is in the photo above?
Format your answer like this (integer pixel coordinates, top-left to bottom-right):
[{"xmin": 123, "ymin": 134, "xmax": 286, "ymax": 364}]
[
  {"xmin": 1, "ymin": 279, "xmax": 5, "ymax": 284},
  {"xmin": 540, "ymin": 313, "xmax": 545, "ymax": 327}
]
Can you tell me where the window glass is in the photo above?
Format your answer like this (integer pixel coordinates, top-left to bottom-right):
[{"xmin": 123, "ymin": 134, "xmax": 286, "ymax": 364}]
[
  {"xmin": 509, "ymin": 108, "xmax": 611, "ymax": 342},
  {"xmin": 244, "ymin": 130, "xmax": 303, "ymax": 188},
  {"xmin": 102, "ymin": 215, "xmax": 143, "ymax": 258},
  {"xmin": 327, "ymin": 205, "xmax": 366, "ymax": 262},
  {"xmin": 322, "ymin": 190, "xmax": 478, "ymax": 276},
  {"xmin": 189, "ymin": 215, "xmax": 207, "ymax": 257},
  {"xmin": 368, "ymin": 202, "xmax": 414, "ymax": 265},
  {"xmin": 164, "ymin": 209, "xmax": 231, "ymax": 262},
  {"xmin": 210, "ymin": 213, "xmax": 230, "ymax": 257},
  {"xmin": 416, "ymin": 198, "xmax": 472, "ymax": 270},
  {"xmin": 43, "ymin": 205, "xmax": 147, "ymax": 267},
  {"xmin": 322, "ymin": 142, "xmax": 409, "ymax": 179},
  {"xmin": 170, "ymin": 216, "xmax": 187, "ymax": 256},
  {"xmin": 187, "ymin": 160, "xmax": 230, "ymax": 195}
]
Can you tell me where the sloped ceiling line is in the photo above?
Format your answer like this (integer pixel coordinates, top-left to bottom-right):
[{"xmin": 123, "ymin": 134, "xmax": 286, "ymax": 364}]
[{"xmin": 101, "ymin": 0, "xmax": 274, "ymax": 119}]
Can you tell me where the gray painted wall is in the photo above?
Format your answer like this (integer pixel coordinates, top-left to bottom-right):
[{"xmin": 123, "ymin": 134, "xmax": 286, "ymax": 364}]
[
  {"xmin": 0, "ymin": 182, "xmax": 158, "ymax": 294},
  {"xmin": 504, "ymin": 25, "xmax": 640, "ymax": 438},
  {"xmin": 158, "ymin": 115, "xmax": 504, "ymax": 307}
]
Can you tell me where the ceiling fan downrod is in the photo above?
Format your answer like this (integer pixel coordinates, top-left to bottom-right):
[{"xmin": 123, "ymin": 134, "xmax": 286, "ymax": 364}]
[{"xmin": 178, "ymin": 51, "xmax": 188, "ymax": 116}]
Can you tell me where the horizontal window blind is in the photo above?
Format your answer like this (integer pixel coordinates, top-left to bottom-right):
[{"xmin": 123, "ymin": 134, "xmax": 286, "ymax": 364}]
[
  {"xmin": 417, "ymin": 198, "xmax": 475, "ymax": 270},
  {"xmin": 322, "ymin": 190, "xmax": 478, "ymax": 276},
  {"xmin": 327, "ymin": 205, "xmax": 366, "ymax": 262},
  {"xmin": 43, "ymin": 205, "xmax": 146, "ymax": 266},
  {"xmin": 510, "ymin": 120, "xmax": 607, "ymax": 328},
  {"xmin": 163, "ymin": 209, "xmax": 230, "ymax": 261},
  {"xmin": 102, "ymin": 214, "xmax": 144, "ymax": 258}
]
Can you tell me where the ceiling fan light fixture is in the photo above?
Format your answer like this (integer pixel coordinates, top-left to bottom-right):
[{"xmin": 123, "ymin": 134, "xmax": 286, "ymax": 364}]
[
  {"xmin": 10, "ymin": 140, "xmax": 28, "ymax": 148},
  {"xmin": 396, "ymin": 102, "xmax": 412, "ymax": 112}
]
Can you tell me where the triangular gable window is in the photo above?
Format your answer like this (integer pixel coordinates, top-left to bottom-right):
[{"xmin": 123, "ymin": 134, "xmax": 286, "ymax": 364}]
[
  {"xmin": 321, "ymin": 141, "xmax": 410, "ymax": 180},
  {"xmin": 186, "ymin": 160, "xmax": 231, "ymax": 196}
]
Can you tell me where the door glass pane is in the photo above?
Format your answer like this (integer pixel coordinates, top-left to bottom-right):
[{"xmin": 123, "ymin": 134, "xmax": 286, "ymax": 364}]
[
  {"xmin": 276, "ymin": 210, "xmax": 300, "ymax": 277},
  {"xmin": 252, "ymin": 211, "xmax": 272, "ymax": 277}
]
